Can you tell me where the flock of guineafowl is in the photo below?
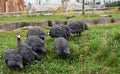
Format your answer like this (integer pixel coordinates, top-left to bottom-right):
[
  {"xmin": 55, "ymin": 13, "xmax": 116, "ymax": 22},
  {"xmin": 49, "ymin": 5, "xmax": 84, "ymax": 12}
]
[{"xmin": 3, "ymin": 20, "xmax": 88, "ymax": 69}]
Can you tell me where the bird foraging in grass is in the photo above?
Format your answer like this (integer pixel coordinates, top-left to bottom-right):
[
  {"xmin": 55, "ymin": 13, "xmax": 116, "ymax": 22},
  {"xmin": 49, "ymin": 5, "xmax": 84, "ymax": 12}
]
[
  {"xmin": 54, "ymin": 37, "xmax": 70, "ymax": 57},
  {"xmin": 3, "ymin": 49, "xmax": 23, "ymax": 69},
  {"xmin": 16, "ymin": 34, "xmax": 41, "ymax": 63}
]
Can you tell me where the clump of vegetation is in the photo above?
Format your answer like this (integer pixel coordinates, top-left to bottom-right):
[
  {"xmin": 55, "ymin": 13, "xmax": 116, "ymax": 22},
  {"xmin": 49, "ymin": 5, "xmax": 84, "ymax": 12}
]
[
  {"xmin": 0, "ymin": 22, "xmax": 120, "ymax": 74},
  {"xmin": 105, "ymin": 1, "xmax": 120, "ymax": 7}
]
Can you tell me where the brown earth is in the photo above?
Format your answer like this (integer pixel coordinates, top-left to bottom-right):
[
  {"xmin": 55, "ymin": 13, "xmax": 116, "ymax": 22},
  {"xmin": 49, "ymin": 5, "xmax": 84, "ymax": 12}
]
[{"xmin": 0, "ymin": 0, "xmax": 25, "ymax": 12}]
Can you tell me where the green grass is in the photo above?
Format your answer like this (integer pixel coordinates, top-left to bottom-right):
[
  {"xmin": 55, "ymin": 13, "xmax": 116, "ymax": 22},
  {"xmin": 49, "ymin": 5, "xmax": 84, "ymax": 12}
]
[
  {"xmin": 0, "ymin": 22, "xmax": 120, "ymax": 74},
  {"xmin": 0, "ymin": 12, "xmax": 120, "ymax": 24}
]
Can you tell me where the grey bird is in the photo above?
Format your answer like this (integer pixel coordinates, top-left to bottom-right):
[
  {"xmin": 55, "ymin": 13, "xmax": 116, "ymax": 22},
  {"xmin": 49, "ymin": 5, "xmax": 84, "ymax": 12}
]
[
  {"xmin": 68, "ymin": 21, "xmax": 88, "ymax": 35},
  {"xmin": 25, "ymin": 36, "xmax": 46, "ymax": 53},
  {"xmin": 49, "ymin": 26, "xmax": 66, "ymax": 38},
  {"xmin": 27, "ymin": 28, "xmax": 46, "ymax": 40},
  {"xmin": 54, "ymin": 37, "xmax": 70, "ymax": 56},
  {"xmin": 3, "ymin": 49, "xmax": 23, "ymax": 69},
  {"xmin": 16, "ymin": 34, "xmax": 41, "ymax": 63},
  {"xmin": 49, "ymin": 25, "xmax": 72, "ymax": 38}
]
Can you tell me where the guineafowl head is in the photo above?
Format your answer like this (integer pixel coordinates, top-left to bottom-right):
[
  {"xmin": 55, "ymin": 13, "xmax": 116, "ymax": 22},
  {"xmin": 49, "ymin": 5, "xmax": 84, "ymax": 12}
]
[
  {"xmin": 16, "ymin": 34, "xmax": 21, "ymax": 38},
  {"xmin": 7, "ymin": 60, "xmax": 23, "ymax": 69},
  {"xmin": 15, "ymin": 34, "xmax": 21, "ymax": 42}
]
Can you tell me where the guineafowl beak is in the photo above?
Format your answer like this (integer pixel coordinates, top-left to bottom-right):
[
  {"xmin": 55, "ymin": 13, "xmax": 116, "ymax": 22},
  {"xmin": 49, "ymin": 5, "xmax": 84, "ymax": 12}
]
[
  {"xmin": 17, "ymin": 62, "xmax": 23, "ymax": 68},
  {"xmin": 19, "ymin": 64, "xmax": 23, "ymax": 68}
]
